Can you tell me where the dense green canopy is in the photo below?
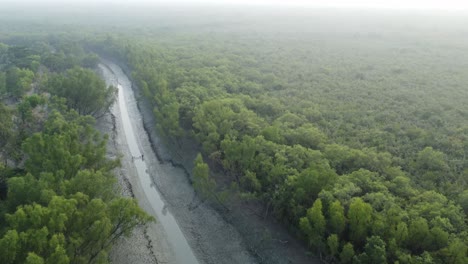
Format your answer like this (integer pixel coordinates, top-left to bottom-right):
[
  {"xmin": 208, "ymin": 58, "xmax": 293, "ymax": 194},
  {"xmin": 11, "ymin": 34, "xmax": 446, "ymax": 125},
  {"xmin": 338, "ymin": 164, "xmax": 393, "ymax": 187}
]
[
  {"xmin": 0, "ymin": 42, "xmax": 152, "ymax": 264},
  {"xmin": 86, "ymin": 27, "xmax": 468, "ymax": 263},
  {"xmin": 46, "ymin": 67, "xmax": 116, "ymax": 117}
]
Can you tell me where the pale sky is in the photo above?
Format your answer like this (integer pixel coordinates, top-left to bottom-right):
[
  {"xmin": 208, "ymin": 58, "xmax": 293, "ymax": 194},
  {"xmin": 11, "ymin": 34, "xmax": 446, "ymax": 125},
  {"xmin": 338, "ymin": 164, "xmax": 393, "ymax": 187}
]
[
  {"xmin": 197, "ymin": 0, "xmax": 467, "ymax": 9},
  {"xmin": 115, "ymin": 0, "xmax": 468, "ymax": 10},
  {"xmin": 6, "ymin": 0, "xmax": 468, "ymax": 10}
]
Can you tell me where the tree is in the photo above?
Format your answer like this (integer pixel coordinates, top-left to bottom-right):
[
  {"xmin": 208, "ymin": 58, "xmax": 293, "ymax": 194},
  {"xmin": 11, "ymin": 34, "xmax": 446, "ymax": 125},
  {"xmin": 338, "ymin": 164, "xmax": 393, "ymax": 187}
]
[
  {"xmin": 309, "ymin": 199, "xmax": 326, "ymax": 238},
  {"xmin": 16, "ymin": 99, "xmax": 33, "ymax": 125},
  {"xmin": 0, "ymin": 103, "xmax": 13, "ymax": 158},
  {"xmin": 0, "ymin": 105, "xmax": 152, "ymax": 263},
  {"xmin": 46, "ymin": 67, "xmax": 116, "ymax": 117},
  {"xmin": 358, "ymin": 236, "xmax": 387, "ymax": 264},
  {"xmin": 340, "ymin": 242, "xmax": 355, "ymax": 264},
  {"xmin": 22, "ymin": 110, "xmax": 115, "ymax": 179},
  {"xmin": 2, "ymin": 187, "xmax": 152, "ymax": 264},
  {"xmin": 292, "ymin": 162, "xmax": 337, "ymax": 205},
  {"xmin": 394, "ymin": 222, "xmax": 408, "ymax": 247},
  {"xmin": 283, "ymin": 124, "xmax": 327, "ymax": 149},
  {"xmin": 299, "ymin": 199, "xmax": 326, "ymax": 250},
  {"xmin": 407, "ymin": 217, "xmax": 430, "ymax": 253},
  {"xmin": 0, "ymin": 230, "xmax": 19, "ymax": 264},
  {"xmin": 439, "ymin": 238, "xmax": 468, "ymax": 264},
  {"xmin": 193, "ymin": 153, "xmax": 215, "ymax": 200},
  {"xmin": 0, "ymin": 72, "xmax": 6, "ymax": 96},
  {"xmin": 192, "ymin": 153, "xmax": 227, "ymax": 208},
  {"xmin": 458, "ymin": 190, "xmax": 468, "ymax": 214},
  {"xmin": 348, "ymin": 197, "xmax": 373, "ymax": 245},
  {"xmin": 5, "ymin": 67, "xmax": 34, "ymax": 98},
  {"xmin": 327, "ymin": 234, "xmax": 339, "ymax": 257},
  {"xmin": 329, "ymin": 200, "xmax": 346, "ymax": 236},
  {"xmin": 25, "ymin": 253, "xmax": 44, "ymax": 264},
  {"xmin": 412, "ymin": 147, "xmax": 450, "ymax": 187}
]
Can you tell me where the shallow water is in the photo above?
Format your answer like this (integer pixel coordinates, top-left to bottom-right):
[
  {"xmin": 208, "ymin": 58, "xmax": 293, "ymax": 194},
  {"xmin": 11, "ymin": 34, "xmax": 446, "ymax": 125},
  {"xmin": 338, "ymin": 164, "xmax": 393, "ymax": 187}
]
[{"xmin": 99, "ymin": 62, "xmax": 199, "ymax": 264}]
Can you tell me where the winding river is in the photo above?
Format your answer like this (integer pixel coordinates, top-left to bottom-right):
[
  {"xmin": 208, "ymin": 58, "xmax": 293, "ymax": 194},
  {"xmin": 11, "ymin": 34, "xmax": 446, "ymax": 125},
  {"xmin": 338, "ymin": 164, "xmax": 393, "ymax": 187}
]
[{"xmin": 99, "ymin": 62, "xmax": 199, "ymax": 264}]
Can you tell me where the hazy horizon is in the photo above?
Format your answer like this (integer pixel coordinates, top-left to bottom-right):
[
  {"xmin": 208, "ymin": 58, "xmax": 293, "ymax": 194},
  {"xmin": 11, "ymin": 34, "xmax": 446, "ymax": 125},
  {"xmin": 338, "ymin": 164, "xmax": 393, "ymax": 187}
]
[{"xmin": 3, "ymin": 0, "xmax": 468, "ymax": 11}]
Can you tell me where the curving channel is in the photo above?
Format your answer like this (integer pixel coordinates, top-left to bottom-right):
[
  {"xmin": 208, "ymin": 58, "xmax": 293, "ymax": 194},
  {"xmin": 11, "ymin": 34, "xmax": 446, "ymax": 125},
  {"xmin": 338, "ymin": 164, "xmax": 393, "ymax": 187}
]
[{"xmin": 99, "ymin": 62, "xmax": 199, "ymax": 264}]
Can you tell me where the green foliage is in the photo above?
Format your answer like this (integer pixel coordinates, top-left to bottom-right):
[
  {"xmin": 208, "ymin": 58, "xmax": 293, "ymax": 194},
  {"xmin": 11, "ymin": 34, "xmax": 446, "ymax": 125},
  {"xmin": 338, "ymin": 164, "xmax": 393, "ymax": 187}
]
[
  {"xmin": 0, "ymin": 103, "xmax": 13, "ymax": 151},
  {"xmin": 340, "ymin": 242, "xmax": 355, "ymax": 264},
  {"xmin": 193, "ymin": 98, "xmax": 264, "ymax": 154},
  {"xmin": 458, "ymin": 190, "xmax": 468, "ymax": 214},
  {"xmin": 394, "ymin": 222, "xmax": 408, "ymax": 247},
  {"xmin": 439, "ymin": 238, "xmax": 468, "ymax": 264},
  {"xmin": 25, "ymin": 253, "xmax": 44, "ymax": 264},
  {"xmin": 408, "ymin": 217, "xmax": 431, "ymax": 253},
  {"xmin": 40, "ymin": 40, "xmax": 99, "ymax": 72},
  {"xmin": 348, "ymin": 198, "xmax": 373, "ymax": 244},
  {"xmin": 192, "ymin": 153, "xmax": 224, "ymax": 206},
  {"xmin": 0, "ymin": 72, "xmax": 6, "ymax": 96},
  {"xmin": 327, "ymin": 234, "xmax": 339, "ymax": 257},
  {"xmin": 0, "ymin": 107, "xmax": 152, "ymax": 263},
  {"xmin": 358, "ymin": 236, "xmax": 387, "ymax": 264},
  {"xmin": 0, "ymin": 230, "xmax": 19, "ymax": 263},
  {"xmin": 80, "ymin": 20, "xmax": 468, "ymax": 263},
  {"xmin": 193, "ymin": 153, "xmax": 212, "ymax": 198},
  {"xmin": 46, "ymin": 67, "xmax": 116, "ymax": 116},
  {"xmin": 328, "ymin": 200, "xmax": 346, "ymax": 236},
  {"xmin": 300, "ymin": 199, "xmax": 326, "ymax": 249},
  {"xmin": 22, "ymin": 110, "xmax": 113, "ymax": 178},
  {"xmin": 5, "ymin": 67, "xmax": 34, "ymax": 98}
]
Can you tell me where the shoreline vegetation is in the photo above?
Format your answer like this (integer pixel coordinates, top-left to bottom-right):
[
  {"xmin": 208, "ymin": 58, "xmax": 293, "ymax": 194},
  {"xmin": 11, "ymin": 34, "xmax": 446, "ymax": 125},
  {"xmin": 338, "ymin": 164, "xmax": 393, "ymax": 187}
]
[{"xmin": 0, "ymin": 41, "xmax": 154, "ymax": 263}]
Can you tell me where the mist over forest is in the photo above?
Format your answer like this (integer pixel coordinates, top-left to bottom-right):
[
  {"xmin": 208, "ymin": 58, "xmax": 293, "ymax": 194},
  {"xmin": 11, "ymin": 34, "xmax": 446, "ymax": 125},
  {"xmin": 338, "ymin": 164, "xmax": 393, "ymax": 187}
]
[{"xmin": 0, "ymin": 1, "xmax": 467, "ymax": 264}]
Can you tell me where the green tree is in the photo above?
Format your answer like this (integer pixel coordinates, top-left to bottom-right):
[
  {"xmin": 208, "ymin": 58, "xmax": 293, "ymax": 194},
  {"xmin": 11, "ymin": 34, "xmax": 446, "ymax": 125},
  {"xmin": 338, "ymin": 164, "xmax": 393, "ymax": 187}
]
[
  {"xmin": 458, "ymin": 190, "xmax": 468, "ymax": 214},
  {"xmin": 340, "ymin": 242, "xmax": 355, "ymax": 264},
  {"xmin": 192, "ymin": 153, "xmax": 226, "ymax": 207},
  {"xmin": 25, "ymin": 253, "xmax": 44, "ymax": 264},
  {"xmin": 6, "ymin": 67, "xmax": 34, "ymax": 98},
  {"xmin": 0, "ymin": 105, "xmax": 152, "ymax": 263},
  {"xmin": 193, "ymin": 153, "xmax": 214, "ymax": 199},
  {"xmin": 394, "ymin": 222, "xmax": 408, "ymax": 247},
  {"xmin": 358, "ymin": 236, "xmax": 387, "ymax": 264},
  {"xmin": 283, "ymin": 124, "xmax": 327, "ymax": 149},
  {"xmin": 412, "ymin": 147, "xmax": 450, "ymax": 187},
  {"xmin": 47, "ymin": 67, "xmax": 116, "ymax": 117},
  {"xmin": 348, "ymin": 197, "xmax": 373, "ymax": 245},
  {"xmin": 0, "ymin": 103, "xmax": 13, "ymax": 159},
  {"xmin": 299, "ymin": 199, "xmax": 326, "ymax": 250},
  {"xmin": 329, "ymin": 200, "xmax": 346, "ymax": 236},
  {"xmin": 439, "ymin": 238, "xmax": 468, "ymax": 264},
  {"xmin": 0, "ymin": 230, "xmax": 19, "ymax": 264},
  {"xmin": 0, "ymin": 72, "xmax": 6, "ymax": 96},
  {"xmin": 22, "ymin": 110, "xmax": 115, "ymax": 179},
  {"xmin": 408, "ymin": 217, "xmax": 430, "ymax": 253},
  {"xmin": 327, "ymin": 234, "xmax": 339, "ymax": 257}
]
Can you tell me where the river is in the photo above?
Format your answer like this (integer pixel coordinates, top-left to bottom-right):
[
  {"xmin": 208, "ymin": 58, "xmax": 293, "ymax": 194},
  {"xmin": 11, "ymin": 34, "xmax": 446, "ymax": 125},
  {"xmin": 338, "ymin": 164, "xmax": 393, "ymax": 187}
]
[{"xmin": 99, "ymin": 62, "xmax": 199, "ymax": 264}]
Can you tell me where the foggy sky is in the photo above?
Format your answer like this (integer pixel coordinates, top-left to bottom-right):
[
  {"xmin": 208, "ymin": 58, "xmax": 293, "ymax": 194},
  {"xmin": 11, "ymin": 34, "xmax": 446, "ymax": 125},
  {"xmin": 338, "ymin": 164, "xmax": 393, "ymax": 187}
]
[{"xmin": 4, "ymin": 0, "xmax": 468, "ymax": 10}]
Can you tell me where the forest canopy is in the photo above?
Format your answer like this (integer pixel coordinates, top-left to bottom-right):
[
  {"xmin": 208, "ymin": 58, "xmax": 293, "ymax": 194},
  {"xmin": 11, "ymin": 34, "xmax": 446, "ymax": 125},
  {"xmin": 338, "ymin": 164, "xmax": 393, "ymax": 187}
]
[
  {"xmin": 84, "ymin": 16, "xmax": 468, "ymax": 263},
  {"xmin": 0, "ymin": 40, "xmax": 151, "ymax": 264}
]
